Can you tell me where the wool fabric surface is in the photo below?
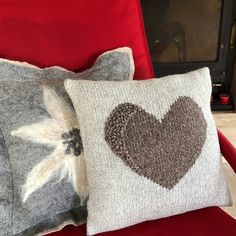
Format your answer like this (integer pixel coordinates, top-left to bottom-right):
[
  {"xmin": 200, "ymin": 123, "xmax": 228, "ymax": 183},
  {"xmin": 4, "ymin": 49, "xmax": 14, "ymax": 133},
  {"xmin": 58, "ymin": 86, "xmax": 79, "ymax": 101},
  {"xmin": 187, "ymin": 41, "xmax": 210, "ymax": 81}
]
[
  {"xmin": 0, "ymin": 47, "xmax": 134, "ymax": 236},
  {"xmin": 65, "ymin": 67, "xmax": 232, "ymax": 235}
]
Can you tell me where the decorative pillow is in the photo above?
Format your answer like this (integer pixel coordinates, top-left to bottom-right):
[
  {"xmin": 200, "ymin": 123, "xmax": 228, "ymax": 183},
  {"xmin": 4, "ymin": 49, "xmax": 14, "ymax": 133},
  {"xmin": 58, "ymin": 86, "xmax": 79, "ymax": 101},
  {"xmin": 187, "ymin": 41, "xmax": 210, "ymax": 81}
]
[
  {"xmin": 0, "ymin": 47, "xmax": 134, "ymax": 236},
  {"xmin": 64, "ymin": 67, "xmax": 232, "ymax": 235}
]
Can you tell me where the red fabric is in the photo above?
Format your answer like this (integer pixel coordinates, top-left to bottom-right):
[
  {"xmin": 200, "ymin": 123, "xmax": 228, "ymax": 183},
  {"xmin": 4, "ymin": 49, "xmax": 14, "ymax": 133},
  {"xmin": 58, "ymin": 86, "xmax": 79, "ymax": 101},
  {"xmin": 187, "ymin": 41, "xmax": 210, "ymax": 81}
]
[
  {"xmin": 49, "ymin": 207, "xmax": 236, "ymax": 236},
  {"xmin": 0, "ymin": 0, "xmax": 154, "ymax": 80},
  {"xmin": 218, "ymin": 129, "xmax": 236, "ymax": 173}
]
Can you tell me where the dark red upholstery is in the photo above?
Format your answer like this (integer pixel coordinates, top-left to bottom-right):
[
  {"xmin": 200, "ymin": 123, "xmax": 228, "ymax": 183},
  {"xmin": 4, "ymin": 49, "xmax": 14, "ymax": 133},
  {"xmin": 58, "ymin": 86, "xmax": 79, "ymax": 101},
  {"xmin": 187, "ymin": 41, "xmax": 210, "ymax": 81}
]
[
  {"xmin": 218, "ymin": 129, "xmax": 236, "ymax": 173},
  {"xmin": 0, "ymin": 0, "xmax": 154, "ymax": 80},
  {"xmin": 49, "ymin": 207, "xmax": 236, "ymax": 236},
  {"xmin": 0, "ymin": 0, "xmax": 235, "ymax": 235}
]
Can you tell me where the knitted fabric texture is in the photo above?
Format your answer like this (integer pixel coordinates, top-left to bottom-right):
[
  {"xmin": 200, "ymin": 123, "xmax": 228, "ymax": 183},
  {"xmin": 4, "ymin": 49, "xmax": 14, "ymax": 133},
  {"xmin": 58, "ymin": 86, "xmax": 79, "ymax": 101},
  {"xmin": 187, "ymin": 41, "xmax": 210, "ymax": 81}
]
[
  {"xmin": 0, "ymin": 47, "xmax": 134, "ymax": 236},
  {"xmin": 65, "ymin": 67, "xmax": 232, "ymax": 235},
  {"xmin": 104, "ymin": 98, "xmax": 207, "ymax": 189}
]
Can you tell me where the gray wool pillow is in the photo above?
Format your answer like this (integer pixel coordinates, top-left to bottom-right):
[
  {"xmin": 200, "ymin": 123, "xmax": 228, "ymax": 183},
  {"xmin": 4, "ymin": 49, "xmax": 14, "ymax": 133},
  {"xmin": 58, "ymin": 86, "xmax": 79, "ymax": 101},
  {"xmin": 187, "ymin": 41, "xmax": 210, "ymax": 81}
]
[
  {"xmin": 0, "ymin": 47, "xmax": 134, "ymax": 236},
  {"xmin": 65, "ymin": 67, "xmax": 232, "ymax": 235}
]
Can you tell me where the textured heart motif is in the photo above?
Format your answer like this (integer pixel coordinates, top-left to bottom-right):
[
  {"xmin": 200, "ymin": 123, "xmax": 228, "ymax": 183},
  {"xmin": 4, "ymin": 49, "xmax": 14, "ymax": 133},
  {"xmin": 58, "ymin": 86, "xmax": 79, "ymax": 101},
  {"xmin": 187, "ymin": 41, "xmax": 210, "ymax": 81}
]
[{"xmin": 104, "ymin": 97, "xmax": 207, "ymax": 189}]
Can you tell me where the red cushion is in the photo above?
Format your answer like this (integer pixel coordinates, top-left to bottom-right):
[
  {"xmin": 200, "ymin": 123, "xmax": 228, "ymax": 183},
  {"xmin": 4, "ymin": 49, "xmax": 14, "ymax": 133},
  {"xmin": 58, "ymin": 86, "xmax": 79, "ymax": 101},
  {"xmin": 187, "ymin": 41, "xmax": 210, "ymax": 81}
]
[
  {"xmin": 218, "ymin": 129, "xmax": 236, "ymax": 172},
  {"xmin": 0, "ymin": 0, "xmax": 154, "ymax": 80},
  {"xmin": 49, "ymin": 207, "xmax": 236, "ymax": 236}
]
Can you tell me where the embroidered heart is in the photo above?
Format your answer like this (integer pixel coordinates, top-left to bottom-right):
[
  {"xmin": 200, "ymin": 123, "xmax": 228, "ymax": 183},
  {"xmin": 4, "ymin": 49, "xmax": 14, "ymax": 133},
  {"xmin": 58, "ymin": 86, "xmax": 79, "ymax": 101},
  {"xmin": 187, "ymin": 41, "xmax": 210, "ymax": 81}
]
[{"xmin": 104, "ymin": 97, "xmax": 207, "ymax": 189}]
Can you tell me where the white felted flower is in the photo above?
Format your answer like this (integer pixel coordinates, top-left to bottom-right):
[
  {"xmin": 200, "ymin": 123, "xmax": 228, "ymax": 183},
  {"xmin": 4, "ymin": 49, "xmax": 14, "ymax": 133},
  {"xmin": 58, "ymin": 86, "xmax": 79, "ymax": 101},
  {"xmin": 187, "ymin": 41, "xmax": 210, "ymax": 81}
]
[{"xmin": 11, "ymin": 86, "xmax": 88, "ymax": 203}]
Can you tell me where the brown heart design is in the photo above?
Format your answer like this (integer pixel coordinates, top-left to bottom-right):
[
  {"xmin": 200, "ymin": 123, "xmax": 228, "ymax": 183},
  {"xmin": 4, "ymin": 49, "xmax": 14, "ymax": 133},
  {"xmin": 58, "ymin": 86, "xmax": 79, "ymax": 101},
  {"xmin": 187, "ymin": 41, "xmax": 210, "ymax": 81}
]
[{"xmin": 104, "ymin": 97, "xmax": 207, "ymax": 189}]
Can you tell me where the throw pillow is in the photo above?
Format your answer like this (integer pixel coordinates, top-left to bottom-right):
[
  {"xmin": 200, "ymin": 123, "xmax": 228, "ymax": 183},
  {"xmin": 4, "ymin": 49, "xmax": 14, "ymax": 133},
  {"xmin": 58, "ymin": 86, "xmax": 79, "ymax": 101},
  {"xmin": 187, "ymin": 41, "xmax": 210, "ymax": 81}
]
[
  {"xmin": 0, "ymin": 47, "xmax": 134, "ymax": 236},
  {"xmin": 64, "ymin": 67, "xmax": 232, "ymax": 235}
]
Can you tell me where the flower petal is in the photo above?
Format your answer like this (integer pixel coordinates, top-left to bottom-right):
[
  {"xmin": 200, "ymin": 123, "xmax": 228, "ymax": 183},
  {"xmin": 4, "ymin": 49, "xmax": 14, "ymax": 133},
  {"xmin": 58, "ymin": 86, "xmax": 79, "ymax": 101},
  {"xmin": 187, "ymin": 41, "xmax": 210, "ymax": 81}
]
[
  {"xmin": 22, "ymin": 146, "xmax": 65, "ymax": 202},
  {"xmin": 43, "ymin": 86, "xmax": 78, "ymax": 130},
  {"xmin": 60, "ymin": 153, "xmax": 89, "ymax": 203},
  {"xmin": 74, "ymin": 153, "xmax": 89, "ymax": 203},
  {"xmin": 11, "ymin": 119, "xmax": 62, "ymax": 146}
]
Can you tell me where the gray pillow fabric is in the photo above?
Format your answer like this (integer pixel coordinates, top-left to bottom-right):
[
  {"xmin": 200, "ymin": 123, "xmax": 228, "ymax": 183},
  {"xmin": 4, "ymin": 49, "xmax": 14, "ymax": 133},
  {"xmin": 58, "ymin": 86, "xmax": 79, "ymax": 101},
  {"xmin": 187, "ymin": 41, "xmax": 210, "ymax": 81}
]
[
  {"xmin": 0, "ymin": 47, "xmax": 134, "ymax": 236},
  {"xmin": 65, "ymin": 67, "xmax": 232, "ymax": 235}
]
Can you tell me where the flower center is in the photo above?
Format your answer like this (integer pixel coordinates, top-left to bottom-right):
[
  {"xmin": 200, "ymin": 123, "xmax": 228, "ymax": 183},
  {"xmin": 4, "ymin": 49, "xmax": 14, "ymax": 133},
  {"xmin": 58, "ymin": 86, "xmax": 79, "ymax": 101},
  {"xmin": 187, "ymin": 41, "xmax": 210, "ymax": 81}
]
[{"xmin": 61, "ymin": 128, "xmax": 83, "ymax": 156}]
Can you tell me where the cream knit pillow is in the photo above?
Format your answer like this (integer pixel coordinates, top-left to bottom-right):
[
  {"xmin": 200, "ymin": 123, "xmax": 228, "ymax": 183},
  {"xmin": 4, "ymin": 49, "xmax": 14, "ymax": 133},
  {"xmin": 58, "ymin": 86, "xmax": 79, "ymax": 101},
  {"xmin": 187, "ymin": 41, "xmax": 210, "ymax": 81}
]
[{"xmin": 65, "ymin": 68, "xmax": 232, "ymax": 235}]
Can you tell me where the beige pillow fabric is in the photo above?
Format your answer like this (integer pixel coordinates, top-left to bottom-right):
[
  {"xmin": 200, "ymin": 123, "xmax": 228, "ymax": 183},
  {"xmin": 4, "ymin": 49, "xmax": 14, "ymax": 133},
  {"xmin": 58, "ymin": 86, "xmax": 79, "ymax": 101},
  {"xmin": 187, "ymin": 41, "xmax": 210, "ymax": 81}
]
[{"xmin": 65, "ymin": 68, "xmax": 232, "ymax": 235}]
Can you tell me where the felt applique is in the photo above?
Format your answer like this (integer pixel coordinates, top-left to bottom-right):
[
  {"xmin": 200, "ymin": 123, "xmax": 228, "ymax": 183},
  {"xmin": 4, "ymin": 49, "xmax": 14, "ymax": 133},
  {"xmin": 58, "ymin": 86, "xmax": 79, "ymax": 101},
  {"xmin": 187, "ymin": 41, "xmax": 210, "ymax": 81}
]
[
  {"xmin": 105, "ymin": 97, "xmax": 207, "ymax": 189},
  {"xmin": 11, "ymin": 86, "xmax": 88, "ymax": 203}
]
